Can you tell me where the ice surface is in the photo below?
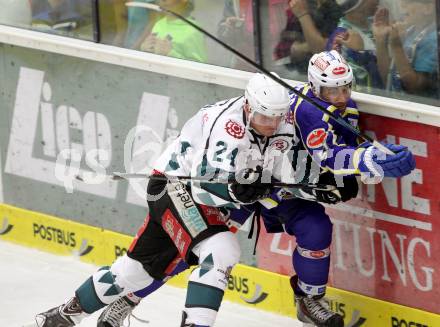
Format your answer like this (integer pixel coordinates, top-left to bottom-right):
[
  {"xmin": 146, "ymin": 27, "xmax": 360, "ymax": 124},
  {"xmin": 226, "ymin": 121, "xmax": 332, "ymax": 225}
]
[{"xmin": 0, "ymin": 240, "xmax": 302, "ymax": 327}]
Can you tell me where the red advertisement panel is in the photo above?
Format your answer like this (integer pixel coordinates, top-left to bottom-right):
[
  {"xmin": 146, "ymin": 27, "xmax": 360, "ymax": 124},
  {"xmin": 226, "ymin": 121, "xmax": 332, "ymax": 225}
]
[{"xmin": 257, "ymin": 113, "xmax": 440, "ymax": 314}]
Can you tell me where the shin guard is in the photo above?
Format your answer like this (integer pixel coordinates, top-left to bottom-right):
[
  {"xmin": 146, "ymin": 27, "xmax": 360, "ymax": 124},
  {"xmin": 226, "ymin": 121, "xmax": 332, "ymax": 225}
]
[
  {"xmin": 184, "ymin": 232, "xmax": 240, "ymax": 326},
  {"xmin": 76, "ymin": 255, "xmax": 155, "ymax": 313}
]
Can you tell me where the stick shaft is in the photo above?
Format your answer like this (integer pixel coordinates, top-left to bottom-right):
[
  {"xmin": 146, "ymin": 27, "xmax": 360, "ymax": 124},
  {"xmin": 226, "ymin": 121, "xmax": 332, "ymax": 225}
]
[{"xmin": 112, "ymin": 173, "xmax": 336, "ymax": 191}]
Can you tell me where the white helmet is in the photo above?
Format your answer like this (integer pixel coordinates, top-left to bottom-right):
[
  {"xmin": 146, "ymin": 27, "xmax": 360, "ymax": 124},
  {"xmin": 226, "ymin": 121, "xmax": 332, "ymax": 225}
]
[
  {"xmin": 245, "ymin": 72, "xmax": 290, "ymax": 117},
  {"xmin": 308, "ymin": 50, "xmax": 353, "ymax": 97}
]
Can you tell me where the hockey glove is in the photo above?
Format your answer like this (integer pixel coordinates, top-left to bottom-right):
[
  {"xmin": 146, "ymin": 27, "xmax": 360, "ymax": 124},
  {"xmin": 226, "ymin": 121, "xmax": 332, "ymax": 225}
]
[
  {"xmin": 299, "ymin": 184, "xmax": 341, "ymax": 204},
  {"xmin": 268, "ymin": 172, "xmax": 357, "ymax": 205},
  {"xmin": 357, "ymin": 143, "xmax": 416, "ymax": 181},
  {"xmin": 314, "ymin": 172, "xmax": 359, "ymax": 203},
  {"xmin": 312, "ymin": 187, "xmax": 342, "ymax": 204},
  {"xmin": 337, "ymin": 175, "xmax": 359, "ymax": 201},
  {"xmin": 229, "ymin": 168, "xmax": 272, "ymax": 204}
]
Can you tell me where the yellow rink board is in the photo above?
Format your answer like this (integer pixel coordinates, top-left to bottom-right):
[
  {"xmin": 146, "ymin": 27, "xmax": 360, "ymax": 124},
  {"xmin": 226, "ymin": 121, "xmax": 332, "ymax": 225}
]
[{"xmin": 1, "ymin": 203, "xmax": 439, "ymax": 326}]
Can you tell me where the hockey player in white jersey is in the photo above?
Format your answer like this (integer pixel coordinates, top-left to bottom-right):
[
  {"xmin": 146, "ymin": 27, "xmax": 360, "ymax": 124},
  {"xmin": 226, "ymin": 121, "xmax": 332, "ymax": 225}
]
[{"xmin": 33, "ymin": 72, "xmax": 298, "ymax": 327}]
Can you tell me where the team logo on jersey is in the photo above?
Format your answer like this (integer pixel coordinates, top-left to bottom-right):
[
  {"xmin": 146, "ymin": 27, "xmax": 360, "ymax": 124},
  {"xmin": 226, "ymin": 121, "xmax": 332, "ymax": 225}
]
[
  {"xmin": 332, "ymin": 66, "xmax": 346, "ymax": 75},
  {"xmin": 306, "ymin": 128, "xmax": 327, "ymax": 149},
  {"xmin": 225, "ymin": 119, "xmax": 245, "ymax": 139},
  {"xmin": 270, "ymin": 139, "xmax": 289, "ymax": 152},
  {"xmin": 314, "ymin": 57, "xmax": 330, "ymax": 71}
]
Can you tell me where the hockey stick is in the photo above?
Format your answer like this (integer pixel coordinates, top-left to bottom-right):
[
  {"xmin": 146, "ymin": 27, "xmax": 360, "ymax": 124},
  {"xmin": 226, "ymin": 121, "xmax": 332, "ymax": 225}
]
[
  {"xmin": 125, "ymin": 2, "xmax": 393, "ymax": 155},
  {"xmin": 112, "ymin": 172, "xmax": 337, "ymax": 192}
]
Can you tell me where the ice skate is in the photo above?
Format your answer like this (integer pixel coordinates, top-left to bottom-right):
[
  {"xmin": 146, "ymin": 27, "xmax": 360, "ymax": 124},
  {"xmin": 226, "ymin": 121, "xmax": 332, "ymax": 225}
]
[
  {"xmin": 295, "ymin": 293, "xmax": 344, "ymax": 327},
  {"xmin": 180, "ymin": 311, "xmax": 204, "ymax": 327},
  {"xmin": 97, "ymin": 294, "xmax": 148, "ymax": 327},
  {"xmin": 34, "ymin": 297, "xmax": 83, "ymax": 327}
]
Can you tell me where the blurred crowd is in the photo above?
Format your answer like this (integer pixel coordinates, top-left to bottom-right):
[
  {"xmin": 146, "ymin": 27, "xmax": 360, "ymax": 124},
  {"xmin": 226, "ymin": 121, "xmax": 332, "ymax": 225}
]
[
  {"xmin": 0, "ymin": 0, "xmax": 438, "ymax": 103},
  {"xmin": 270, "ymin": 0, "xmax": 438, "ymax": 99}
]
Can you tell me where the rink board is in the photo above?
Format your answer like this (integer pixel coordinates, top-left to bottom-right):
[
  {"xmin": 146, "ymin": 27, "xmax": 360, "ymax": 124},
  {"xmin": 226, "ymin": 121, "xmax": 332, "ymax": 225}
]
[{"xmin": 1, "ymin": 203, "xmax": 439, "ymax": 327}]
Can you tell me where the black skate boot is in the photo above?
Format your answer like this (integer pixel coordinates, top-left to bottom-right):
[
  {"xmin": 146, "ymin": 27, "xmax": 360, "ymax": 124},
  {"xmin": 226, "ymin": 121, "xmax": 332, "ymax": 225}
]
[
  {"xmin": 97, "ymin": 294, "xmax": 147, "ymax": 327},
  {"xmin": 291, "ymin": 276, "xmax": 344, "ymax": 327},
  {"xmin": 180, "ymin": 311, "xmax": 205, "ymax": 327},
  {"xmin": 35, "ymin": 297, "xmax": 84, "ymax": 327}
]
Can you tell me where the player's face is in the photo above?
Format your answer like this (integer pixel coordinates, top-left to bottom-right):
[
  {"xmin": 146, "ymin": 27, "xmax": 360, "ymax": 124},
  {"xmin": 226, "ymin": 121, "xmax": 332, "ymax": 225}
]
[
  {"xmin": 320, "ymin": 84, "xmax": 352, "ymax": 109},
  {"xmin": 250, "ymin": 112, "xmax": 283, "ymax": 137}
]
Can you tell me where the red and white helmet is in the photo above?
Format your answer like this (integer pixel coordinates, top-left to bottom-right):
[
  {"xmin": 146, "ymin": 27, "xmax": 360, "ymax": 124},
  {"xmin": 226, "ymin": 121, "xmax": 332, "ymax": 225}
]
[
  {"xmin": 308, "ymin": 50, "xmax": 353, "ymax": 98},
  {"xmin": 245, "ymin": 72, "xmax": 290, "ymax": 117}
]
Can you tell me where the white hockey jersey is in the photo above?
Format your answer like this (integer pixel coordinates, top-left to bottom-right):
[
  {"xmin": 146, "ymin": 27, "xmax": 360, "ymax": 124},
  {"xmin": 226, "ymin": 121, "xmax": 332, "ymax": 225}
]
[{"xmin": 154, "ymin": 96, "xmax": 307, "ymax": 207}]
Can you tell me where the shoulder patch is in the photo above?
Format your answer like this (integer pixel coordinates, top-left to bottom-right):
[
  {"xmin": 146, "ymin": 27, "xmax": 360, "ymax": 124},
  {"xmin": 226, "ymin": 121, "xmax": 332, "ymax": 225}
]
[
  {"xmin": 306, "ymin": 128, "xmax": 327, "ymax": 149},
  {"xmin": 225, "ymin": 119, "xmax": 245, "ymax": 139}
]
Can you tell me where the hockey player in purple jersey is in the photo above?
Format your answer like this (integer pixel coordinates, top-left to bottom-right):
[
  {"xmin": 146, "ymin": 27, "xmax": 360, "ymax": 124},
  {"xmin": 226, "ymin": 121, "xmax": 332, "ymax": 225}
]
[
  {"xmin": 95, "ymin": 51, "xmax": 415, "ymax": 327},
  {"xmin": 262, "ymin": 50, "xmax": 414, "ymax": 327}
]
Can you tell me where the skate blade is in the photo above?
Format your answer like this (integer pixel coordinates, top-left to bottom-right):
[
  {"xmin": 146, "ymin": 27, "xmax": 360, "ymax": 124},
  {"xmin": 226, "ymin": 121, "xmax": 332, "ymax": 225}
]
[{"xmin": 302, "ymin": 323, "xmax": 315, "ymax": 327}]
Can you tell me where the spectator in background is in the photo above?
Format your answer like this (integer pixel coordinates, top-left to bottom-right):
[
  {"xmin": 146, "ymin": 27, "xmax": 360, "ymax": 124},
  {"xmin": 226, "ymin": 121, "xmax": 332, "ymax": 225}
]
[
  {"xmin": 217, "ymin": 0, "xmax": 251, "ymax": 68},
  {"xmin": 373, "ymin": 0, "xmax": 438, "ymax": 98},
  {"xmin": 124, "ymin": 0, "xmax": 162, "ymax": 49},
  {"xmin": 31, "ymin": 0, "xmax": 92, "ymax": 37},
  {"xmin": 99, "ymin": 0, "xmax": 127, "ymax": 46},
  {"xmin": 326, "ymin": 0, "xmax": 382, "ymax": 90},
  {"xmin": 140, "ymin": 0, "xmax": 207, "ymax": 63},
  {"xmin": 279, "ymin": 0, "xmax": 381, "ymax": 89},
  {"xmin": 273, "ymin": 0, "xmax": 343, "ymax": 75},
  {"xmin": 218, "ymin": 0, "xmax": 286, "ymax": 69},
  {"xmin": 99, "ymin": 0, "xmax": 159, "ymax": 48}
]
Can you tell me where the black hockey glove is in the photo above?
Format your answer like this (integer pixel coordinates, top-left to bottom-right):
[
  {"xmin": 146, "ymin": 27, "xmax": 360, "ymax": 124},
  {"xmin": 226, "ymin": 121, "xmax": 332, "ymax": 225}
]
[
  {"xmin": 313, "ymin": 187, "xmax": 342, "ymax": 204},
  {"xmin": 315, "ymin": 172, "xmax": 359, "ymax": 204},
  {"xmin": 337, "ymin": 175, "xmax": 359, "ymax": 202},
  {"xmin": 230, "ymin": 167, "xmax": 273, "ymax": 204}
]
